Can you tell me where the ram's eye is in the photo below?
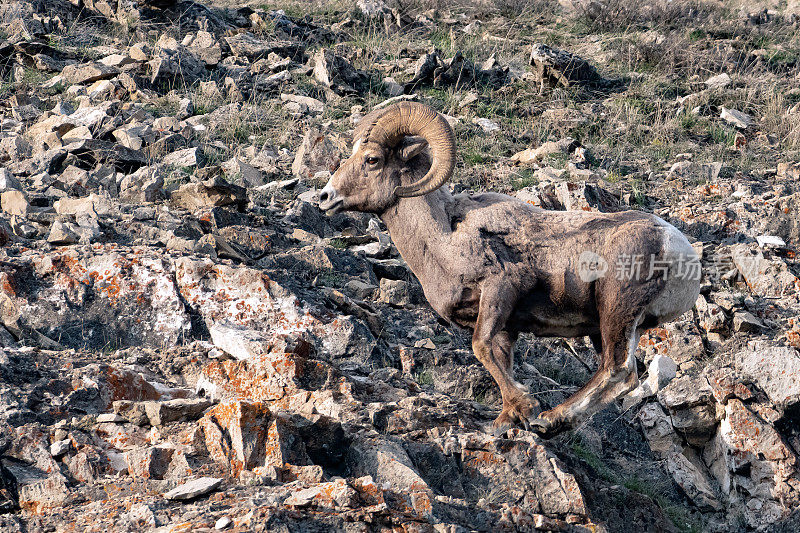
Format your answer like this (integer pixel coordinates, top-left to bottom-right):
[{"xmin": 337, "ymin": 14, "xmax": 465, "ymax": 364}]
[{"xmin": 366, "ymin": 156, "xmax": 380, "ymax": 165}]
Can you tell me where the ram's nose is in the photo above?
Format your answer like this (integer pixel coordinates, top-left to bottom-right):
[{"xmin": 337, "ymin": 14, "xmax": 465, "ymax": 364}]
[
  {"xmin": 318, "ymin": 182, "xmax": 343, "ymax": 214},
  {"xmin": 319, "ymin": 185, "xmax": 335, "ymax": 204}
]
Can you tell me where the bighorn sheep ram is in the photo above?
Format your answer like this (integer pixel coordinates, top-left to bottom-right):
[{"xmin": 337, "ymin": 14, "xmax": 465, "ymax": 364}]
[{"xmin": 318, "ymin": 102, "xmax": 701, "ymax": 437}]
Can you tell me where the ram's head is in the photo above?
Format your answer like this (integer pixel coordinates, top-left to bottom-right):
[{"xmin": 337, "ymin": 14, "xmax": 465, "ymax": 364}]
[{"xmin": 319, "ymin": 102, "xmax": 456, "ymax": 215}]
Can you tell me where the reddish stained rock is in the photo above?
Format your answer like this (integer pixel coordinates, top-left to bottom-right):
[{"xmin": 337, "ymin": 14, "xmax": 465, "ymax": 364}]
[
  {"xmin": 638, "ymin": 323, "xmax": 704, "ymax": 365},
  {"xmin": 733, "ymin": 343, "xmax": 800, "ymax": 408},
  {"xmin": 722, "ymin": 399, "xmax": 794, "ymax": 464},
  {"xmin": 199, "ymin": 400, "xmax": 271, "ymax": 475},
  {"xmin": 701, "ymin": 397, "xmax": 800, "ymax": 528},
  {"xmin": 708, "ymin": 367, "xmax": 753, "ymax": 404},
  {"xmin": 350, "ymin": 475, "xmax": 385, "ymax": 507},
  {"xmin": 457, "ymin": 431, "xmax": 587, "ymax": 518},
  {"xmin": 3, "ymin": 247, "xmax": 191, "ymax": 348},
  {"xmin": 18, "ymin": 475, "xmax": 69, "ymax": 514},
  {"xmin": 199, "ymin": 355, "xmax": 295, "ymax": 402},
  {"xmin": 94, "ymin": 420, "xmax": 149, "ymax": 451},
  {"xmin": 197, "ymin": 350, "xmax": 329, "ymax": 403},
  {"xmin": 8, "ymin": 426, "xmax": 60, "ymax": 476},
  {"xmin": 281, "ymin": 464, "xmax": 324, "ymax": 483},
  {"xmin": 408, "ymin": 490, "xmax": 434, "ymax": 519},
  {"xmin": 124, "ymin": 446, "xmax": 175, "ymax": 479},
  {"xmin": 284, "ymin": 479, "xmax": 356, "ymax": 509},
  {"xmin": 174, "ymin": 257, "xmax": 323, "ymax": 342},
  {"xmin": 99, "ymin": 365, "xmax": 163, "ymax": 407},
  {"xmin": 786, "ymin": 320, "xmax": 800, "ymax": 348},
  {"xmin": 265, "ymin": 415, "xmax": 309, "ymax": 468}
]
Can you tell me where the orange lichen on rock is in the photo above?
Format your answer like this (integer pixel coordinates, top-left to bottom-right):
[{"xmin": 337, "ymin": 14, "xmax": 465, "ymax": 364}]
[{"xmin": 199, "ymin": 399, "xmax": 271, "ymax": 476}]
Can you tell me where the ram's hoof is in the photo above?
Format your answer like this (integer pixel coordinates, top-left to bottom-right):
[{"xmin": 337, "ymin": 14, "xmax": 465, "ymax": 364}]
[
  {"xmin": 491, "ymin": 412, "xmax": 514, "ymax": 436},
  {"xmin": 530, "ymin": 418, "xmax": 551, "ymax": 436},
  {"xmin": 530, "ymin": 412, "xmax": 565, "ymax": 439},
  {"xmin": 492, "ymin": 395, "xmax": 541, "ymax": 436}
]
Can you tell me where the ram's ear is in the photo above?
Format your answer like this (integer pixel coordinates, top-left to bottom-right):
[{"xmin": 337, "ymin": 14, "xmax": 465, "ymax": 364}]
[{"xmin": 397, "ymin": 136, "xmax": 429, "ymax": 162}]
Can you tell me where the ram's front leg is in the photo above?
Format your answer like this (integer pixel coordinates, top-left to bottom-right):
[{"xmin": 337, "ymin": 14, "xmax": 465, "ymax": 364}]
[{"xmin": 472, "ymin": 286, "xmax": 540, "ymax": 434}]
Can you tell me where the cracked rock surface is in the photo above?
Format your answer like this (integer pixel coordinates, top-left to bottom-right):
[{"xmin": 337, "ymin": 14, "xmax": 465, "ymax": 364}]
[{"xmin": 1, "ymin": 0, "xmax": 800, "ymax": 531}]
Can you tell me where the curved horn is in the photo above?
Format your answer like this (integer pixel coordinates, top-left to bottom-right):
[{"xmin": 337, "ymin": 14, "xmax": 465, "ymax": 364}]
[{"xmin": 365, "ymin": 102, "xmax": 456, "ymax": 198}]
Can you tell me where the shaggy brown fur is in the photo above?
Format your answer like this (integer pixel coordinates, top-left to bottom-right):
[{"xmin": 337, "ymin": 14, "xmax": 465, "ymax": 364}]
[{"xmin": 319, "ymin": 104, "xmax": 700, "ymax": 437}]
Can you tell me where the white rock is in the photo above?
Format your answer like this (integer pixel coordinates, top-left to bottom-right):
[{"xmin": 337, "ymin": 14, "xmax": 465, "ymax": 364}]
[
  {"xmin": 357, "ymin": 0, "xmax": 388, "ymax": 16},
  {"xmin": 373, "ymin": 94, "xmax": 417, "ymax": 110},
  {"xmin": 50, "ymin": 439, "xmax": 71, "ymax": 457},
  {"xmin": 0, "ymin": 169, "xmax": 21, "ymax": 191},
  {"xmin": 47, "ymin": 221, "xmax": 79, "ymax": 245},
  {"xmin": 351, "ymin": 241, "xmax": 390, "ymax": 258},
  {"xmin": 54, "ymin": 193, "xmax": 115, "ymax": 217},
  {"xmin": 382, "ymin": 77, "xmax": 404, "ymax": 97},
  {"xmin": 215, "ymin": 517, "xmax": 232, "ymax": 530},
  {"xmin": 209, "ymin": 322, "xmax": 267, "ymax": 360},
  {"xmin": 463, "ymin": 20, "xmax": 482, "ymax": 35},
  {"xmin": 96, "ymin": 413, "xmax": 127, "ymax": 423},
  {"xmin": 646, "ymin": 354, "xmax": 678, "ymax": 391},
  {"xmin": 756, "ymin": 235, "xmax": 785, "ymax": 248},
  {"xmin": 472, "ymin": 117, "xmax": 500, "ymax": 133},
  {"xmin": 414, "ymin": 338, "xmax": 436, "ymax": 350},
  {"xmin": 255, "ymin": 177, "xmax": 299, "ymax": 194},
  {"xmin": 164, "ymin": 477, "xmax": 222, "ymax": 500},
  {"xmin": 87, "ymin": 79, "xmax": 116, "ymax": 99},
  {"xmin": 62, "ymin": 126, "xmax": 92, "ymax": 143},
  {"xmin": 284, "ymin": 487, "xmax": 318, "ymax": 507},
  {"xmin": 163, "ymin": 147, "xmax": 201, "ymax": 167},
  {"xmin": 732, "ymin": 184, "xmax": 750, "ymax": 198},
  {"xmin": 441, "ymin": 114, "xmax": 460, "ymax": 128},
  {"xmin": 720, "ymin": 107, "xmax": 752, "ymax": 129},
  {"xmin": 126, "ymin": 504, "xmax": 157, "ymax": 527},
  {"xmin": 734, "ymin": 343, "xmax": 800, "ymax": 407},
  {"xmin": 623, "ymin": 354, "xmax": 677, "ymax": 410},
  {"xmin": 99, "ymin": 54, "xmax": 139, "ymax": 67},
  {"xmin": 705, "ymin": 73, "xmax": 731, "ymax": 89},
  {"xmin": 280, "ymin": 93, "xmax": 324, "ymax": 114},
  {"xmin": 67, "ymin": 107, "xmax": 107, "ymax": 129}
]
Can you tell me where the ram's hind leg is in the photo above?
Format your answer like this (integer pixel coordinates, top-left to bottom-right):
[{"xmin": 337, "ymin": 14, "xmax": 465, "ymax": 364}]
[
  {"xmin": 531, "ymin": 312, "xmax": 642, "ymax": 438},
  {"xmin": 472, "ymin": 285, "xmax": 540, "ymax": 434}
]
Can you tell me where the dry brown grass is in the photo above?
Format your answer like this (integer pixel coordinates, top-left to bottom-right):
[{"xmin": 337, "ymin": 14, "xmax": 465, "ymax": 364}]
[{"xmin": 169, "ymin": 0, "xmax": 800, "ymax": 200}]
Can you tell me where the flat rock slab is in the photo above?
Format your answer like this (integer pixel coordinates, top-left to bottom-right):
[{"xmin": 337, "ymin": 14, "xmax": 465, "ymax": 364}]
[
  {"xmin": 720, "ymin": 107, "xmax": 752, "ymax": 129},
  {"xmin": 734, "ymin": 343, "xmax": 800, "ymax": 408},
  {"xmin": 60, "ymin": 62, "xmax": 119, "ymax": 85},
  {"xmin": 224, "ymin": 33, "xmax": 304, "ymax": 61},
  {"xmin": 170, "ymin": 176, "xmax": 246, "ymax": 210},
  {"xmin": 164, "ymin": 477, "xmax": 222, "ymax": 500}
]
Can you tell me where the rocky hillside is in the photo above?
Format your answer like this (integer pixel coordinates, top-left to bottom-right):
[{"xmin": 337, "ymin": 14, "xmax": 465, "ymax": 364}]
[{"xmin": 1, "ymin": 0, "xmax": 799, "ymax": 531}]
